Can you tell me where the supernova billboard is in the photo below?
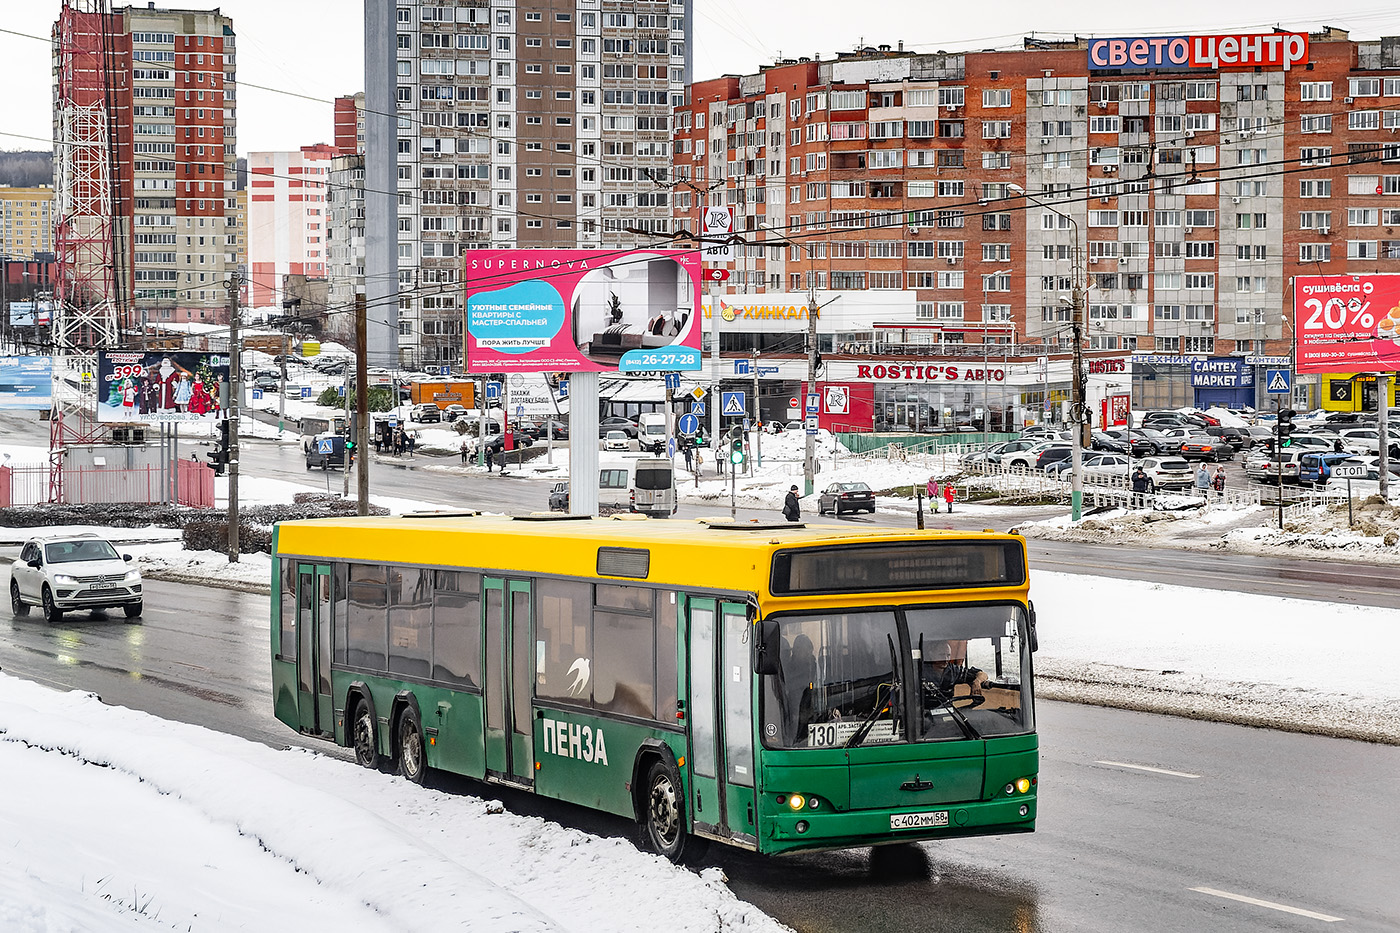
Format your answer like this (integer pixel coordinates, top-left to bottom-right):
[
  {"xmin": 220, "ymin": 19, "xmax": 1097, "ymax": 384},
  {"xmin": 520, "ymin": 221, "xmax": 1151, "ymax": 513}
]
[
  {"xmin": 1087, "ymin": 33, "xmax": 1308, "ymax": 72},
  {"xmin": 1294, "ymin": 274, "xmax": 1400, "ymax": 374},
  {"xmin": 97, "ymin": 351, "xmax": 231, "ymax": 424},
  {"xmin": 465, "ymin": 249, "xmax": 703, "ymax": 374}
]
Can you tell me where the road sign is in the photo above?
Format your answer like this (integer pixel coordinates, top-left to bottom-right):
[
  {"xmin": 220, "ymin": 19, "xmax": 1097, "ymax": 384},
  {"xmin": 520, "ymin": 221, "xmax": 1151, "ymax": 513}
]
[
  {"xmin": 706, "ymin": 268, "xmax": 730, "ymax": 282},
  {"xmin": 1266, "ymin": 369, "xmax": 1292, "ymax": 394},
  {"xmin": 557, "ymin": 378, "xmax": 569, "ymax": 399},
  {"xmin": 743, "ymin": 418, "xmax": 750, "ymax": 431},
  {"xmin": 806, "ymin": 415, "xmax": 819, "ymax": 436},
  {"xmin": 806, "ymin": 392, "xmax": 820, "ymax": 413},
  {"xmin": 667, "ymin": 437, "xmax": 676, "ymax": 458},
  {"xmin": 690, "ymin": 386, "xmax": 707, "ymax": 402},
  {"xmin": 664, "ymin": 373, "xmax": 681, "ymax": 390},
  {"xmin": 702, "ymin": 206, "xmax": 734, "ymax": 261},
  {"xmin": 517, "ymin": 404, "xmax": 524, "ymax": 416},
  {"xmin": 677, "ymin": 412, "xmax": 700, "ymax": 436},
  {"xmin": 317, "ymin": 438, "xmax": 334, "ymax": 454},
  {"xmin": 721, "ymin": 391, "xmax": 746, "ymax": 416},
  {"xmin": 251, "ymin": 389, "xmax": 262, "ymax": 401},
  {"xmin": 485, "ymin": 382, "xmax": 501, "ymax": 400},
  {"xmin": 788, "ymin": 396, "xmax": 799, "ymax": 409},
  {"xmin": 1333, "ymin": 463, "xmax": 1368, "ymax": 479},
  {"xmin": 301, "ymin": 387, "xmax": 313, "ymax": 399},
  {"xmin": 690, "ymin": 401, "xmax": 706, "ymax": 416},
  {"xmin": 337, "ymin": 385, "xmax": 345, "ymax": 397}
]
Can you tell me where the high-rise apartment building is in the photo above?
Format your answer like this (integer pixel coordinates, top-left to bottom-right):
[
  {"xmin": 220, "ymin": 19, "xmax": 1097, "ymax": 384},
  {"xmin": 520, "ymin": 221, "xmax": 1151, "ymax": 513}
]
[
  {"xmin": 57, "ymin": 5, "xmax": 238, "ymax": 324},
  {"xmin": 674, "ymin": 30, "xmax": 1400, "ymax": 421},
  {"xmin": 0, "ymin": 187, "xmax": 55, "ymax": 259},
  {"xmin": 247, "ymin": 144, "xmax": 334, "ymax": 308},
  {"xmin": 326, "ymin": 152, "xmax": 365, "ymax": 343},
  {"xmin": 334, "ymin": 93, "xmax": 366, "ymax": 156},
  {"xmin": 392, "ymin": 0, "xmax": 693, "ymax": 365}
]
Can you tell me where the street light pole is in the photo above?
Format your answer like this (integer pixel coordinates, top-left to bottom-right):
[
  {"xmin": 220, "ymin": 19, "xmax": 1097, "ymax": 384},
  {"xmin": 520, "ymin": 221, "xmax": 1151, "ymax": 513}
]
[
  {"xmin": 1010, "ymin": 184, "xmax": 1085, "ymax": 520},
  {"xmin": 982, "ymin": 268, "xmax": 1012, "ymax": 446}
]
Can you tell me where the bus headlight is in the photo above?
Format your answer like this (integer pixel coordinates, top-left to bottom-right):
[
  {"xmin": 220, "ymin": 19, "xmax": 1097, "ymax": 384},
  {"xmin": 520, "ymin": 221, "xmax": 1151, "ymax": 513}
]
[
  {"xmin": 788, "ymin": 794, "xmax": 806, "ymax": 811},
  {"xmin": 1016, "ymin": 778, "xmax": 1032, "ymax": 794}
]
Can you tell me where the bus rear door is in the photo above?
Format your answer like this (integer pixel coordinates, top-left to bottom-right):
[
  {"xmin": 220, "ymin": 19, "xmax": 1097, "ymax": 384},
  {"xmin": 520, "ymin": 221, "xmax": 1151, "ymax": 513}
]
[
  {"xmin": 686, "ymin": 596, "xmax": 758, "ymax": 847},
  {"xmin": 294, "ymin": 563, "xmax": 334, "ymax": 737},
  {"xmin": 483, "ymin": 577, "xmax": 535, "ymax": 786}
]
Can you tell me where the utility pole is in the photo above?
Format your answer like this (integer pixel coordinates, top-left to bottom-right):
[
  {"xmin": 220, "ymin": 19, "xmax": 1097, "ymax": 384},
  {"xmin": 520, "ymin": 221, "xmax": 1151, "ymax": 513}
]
[
  {"xmin": 708, "ymin": 271, "xmax": 721, "ymax": 480},
  {"xmin": 1379, "ymin": 374, "xmax": 1391, "ymax": 501},
  {"xmin": 277, "ymin": 333, "xmax": 288, "ymax": 434},
  {"xmin": 356, "ymin": 292, "xmax": 370, "ymax": 514},
  {"xmin": 342, "ymin": 364, "xmax": 352, "ymax": 498},
  {"xmin": 226, "ymin": 273, "xmax": 241, "ymax": 563},
  {"xmin": 803, "ymin": 272, "xmax": 818, "ymax": 497},
  {"xmin": 751, "ymin": 348, "xmax": 760, "ymax": 471}
]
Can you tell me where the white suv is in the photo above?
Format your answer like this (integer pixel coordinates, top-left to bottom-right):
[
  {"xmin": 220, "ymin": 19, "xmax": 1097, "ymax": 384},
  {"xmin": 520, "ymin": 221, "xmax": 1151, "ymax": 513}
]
[{"xmin": 10, "ymin": 534, "xmax": 143, "ymax": 623}]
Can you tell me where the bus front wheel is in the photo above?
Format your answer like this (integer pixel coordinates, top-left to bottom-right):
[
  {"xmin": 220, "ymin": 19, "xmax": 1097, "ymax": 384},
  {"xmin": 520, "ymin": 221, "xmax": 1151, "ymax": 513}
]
[
  {"xmin": 640, "ymin": 757, "xmax": 699, "ymax": 863},
  {"xmin": 352, "ymin": 700, "xmax": 383, "ymax": 770}
]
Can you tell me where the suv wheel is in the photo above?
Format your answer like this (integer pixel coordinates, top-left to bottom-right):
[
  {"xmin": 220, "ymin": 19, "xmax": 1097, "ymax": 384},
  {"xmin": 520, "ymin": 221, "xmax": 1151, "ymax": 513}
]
[
  {"xmin": 11, "ymin": 581, "xmax": 29, "ymax": 618},
  {"xmin": 41, "ymin": 585, "xmax": 63, "ymax": 624}
]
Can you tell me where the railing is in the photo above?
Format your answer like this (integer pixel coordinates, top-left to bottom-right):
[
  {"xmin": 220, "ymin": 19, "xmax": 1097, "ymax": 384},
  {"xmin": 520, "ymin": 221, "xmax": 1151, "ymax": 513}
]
[{"xmin": 0, "ymin": 461, "xmax": 214, "ymax": 508}]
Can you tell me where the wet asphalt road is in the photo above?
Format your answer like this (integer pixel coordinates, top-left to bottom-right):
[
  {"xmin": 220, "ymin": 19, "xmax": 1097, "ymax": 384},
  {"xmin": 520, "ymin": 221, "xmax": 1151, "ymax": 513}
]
[{"xmin": 0, "ymin": 579, "xmax": 1396, "ymax": 932}]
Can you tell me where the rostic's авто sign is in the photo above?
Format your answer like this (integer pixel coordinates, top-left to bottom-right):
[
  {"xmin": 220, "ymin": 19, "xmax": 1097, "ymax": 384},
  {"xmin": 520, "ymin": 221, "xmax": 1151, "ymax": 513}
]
[{"xmin": 1087, "ymin": 33, "xmax": 1308, "ymax": 72}]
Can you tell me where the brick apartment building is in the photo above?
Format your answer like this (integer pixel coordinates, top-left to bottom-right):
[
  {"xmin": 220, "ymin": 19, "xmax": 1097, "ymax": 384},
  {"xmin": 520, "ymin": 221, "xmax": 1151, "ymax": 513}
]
[
  {"xmin": 55, "ymin": 5, "xmax": 238, "ymax": 326},
  {"xmin": 674, "ymin": 29, "xmax": 1400, "ymax": 429}
]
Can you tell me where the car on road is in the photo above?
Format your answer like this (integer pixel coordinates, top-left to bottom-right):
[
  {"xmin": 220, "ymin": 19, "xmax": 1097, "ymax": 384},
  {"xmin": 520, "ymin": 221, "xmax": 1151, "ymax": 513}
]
[
  {"xmin": 10, "ymin": 533, "xmax": 143, "ymax": 623},
  {"xmin": 604, "ymin": 430, "xmax": 631, "ymax": 451},
  {"xmin": 1135, "ymin": 456, "xmax": 1196, "ymax": 492},
  {"xmin": 252, "ymin": 374, "xmax": 280, "ymax": 392},
  {"xmin": 441, "ymin": 404, "xmax": 469, "ymax": 422},
  {"xmin": 410, "ymin": 403, "xmax": 441, "ymax": 423},
  {"xmin": 598, "ymin": 417, "xmax": 639, "ymax": 439},
  {"xmin": 548, "ymin": 482, "xmax": 570, "ymax": 511},
  {"xmin": 817, "ymin": 481, "xmax": 876, "ymax": 515},
  {"xmin": 305, "ymin": 432, "xmax": 350, "ymax": 470}
]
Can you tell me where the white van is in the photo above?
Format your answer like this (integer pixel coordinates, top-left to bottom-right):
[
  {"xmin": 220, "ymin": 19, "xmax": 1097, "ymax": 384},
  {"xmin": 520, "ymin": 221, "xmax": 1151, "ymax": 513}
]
[
  {"xmin": 638, "ymin": 412, "xmax": 668, "ymax": 453},
  {"xmin": 599, "ymin": 456, "xmax": 676, "ymax": 517}
]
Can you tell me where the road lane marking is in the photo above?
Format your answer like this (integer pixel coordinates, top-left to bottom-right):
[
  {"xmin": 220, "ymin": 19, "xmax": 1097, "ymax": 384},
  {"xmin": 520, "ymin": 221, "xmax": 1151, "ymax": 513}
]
[
  {"xmin": 1096, "ymin": 760, "xmax": 1200, "ymax": 779},
  {"xmin": 141, "ymin": 607, "xmax": 179, "ymax": 615},
  {"xmin": 1189, "ymin": 887, "xmax": 1343, "ymax": 922}
]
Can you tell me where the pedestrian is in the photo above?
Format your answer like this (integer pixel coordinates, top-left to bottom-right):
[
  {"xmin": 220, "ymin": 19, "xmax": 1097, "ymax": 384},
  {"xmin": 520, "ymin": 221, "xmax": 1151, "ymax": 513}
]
[
  {"xmin": 783, "ymin": 484, "xmax": 801, "ymax": 522},
  {"xmin": 407, "ymin": 432, "xmax": 416, "ymax": 457},
  {"xmin": 485, "ymin": 439, "xmax": 494, "ymax": 472},
  {"xmin": 682, "ymin": 441, "xmax": 694, "ymax": 471},
  {"xmin": 1195, "ymin": 464, "xmax": 1211, "ymax": 498},
  {"xmin": 392, "ymin": 429, "xmax": 402, "ymax": 456},
  {"xmin": 1333, "ymin": 437, "xmax": 1346, "ymax": 453},
  {"xmin": 1212, "ymin": 466, "xmax": 1226, "ymax": 497},
  {"xmin": 460, "ymin": 440, "xmax": 469, "ymax": 464},
  {"xmin": 926, "ymin": 476, "xmax": 939, "ymax": 500},
  {"xmin": 1130, "ymin": 466, "xmax": 1151, "ymax": 509},
  {"xmin": 943, "ymin": 482, "xmax": 956, "ymax": 513}
]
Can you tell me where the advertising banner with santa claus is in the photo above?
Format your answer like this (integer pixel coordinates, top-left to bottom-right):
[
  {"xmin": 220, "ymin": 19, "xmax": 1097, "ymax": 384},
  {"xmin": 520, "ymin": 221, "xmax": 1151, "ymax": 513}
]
[{"xmin": 96, "ymin": 352, "xmax": 231, "ymax": 424}]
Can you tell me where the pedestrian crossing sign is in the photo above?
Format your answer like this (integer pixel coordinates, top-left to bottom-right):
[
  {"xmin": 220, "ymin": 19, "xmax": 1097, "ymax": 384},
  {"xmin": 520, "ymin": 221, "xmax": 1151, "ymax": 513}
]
[
  {"xmin": 1265, "ymin": 369, "xmax": 1291, "ymax": 394},
  {"xmin": 721, "ymin": 391, "xmax": 746, "ymax": 416},
  {"xmin": 691, "ymin": 401, "xmax": 706, "ymax": 416}
]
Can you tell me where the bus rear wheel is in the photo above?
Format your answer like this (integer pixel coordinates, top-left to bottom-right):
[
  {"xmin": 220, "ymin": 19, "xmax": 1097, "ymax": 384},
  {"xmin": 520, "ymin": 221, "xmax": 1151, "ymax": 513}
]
[
  {"xmin": 640, "ymin": 757, "xmax": 697, "ymax": 863},
  {"xmin": 396, "ymin": 707, "xmax": 428, "ymax": 785},
  {"xmin": 352, "ymin": 700, "xmax": 383, "ymax": 770}
]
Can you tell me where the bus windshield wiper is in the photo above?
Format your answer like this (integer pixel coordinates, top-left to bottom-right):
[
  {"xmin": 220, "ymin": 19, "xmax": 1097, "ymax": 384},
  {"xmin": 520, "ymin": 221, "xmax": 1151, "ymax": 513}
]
[
  {"xmin": 924, "ymin": 682, "xmax": 980, "ymax": 739},
  {"xmin": 845, "ymin": 635, "xmax": 903, "ymax": 749}
]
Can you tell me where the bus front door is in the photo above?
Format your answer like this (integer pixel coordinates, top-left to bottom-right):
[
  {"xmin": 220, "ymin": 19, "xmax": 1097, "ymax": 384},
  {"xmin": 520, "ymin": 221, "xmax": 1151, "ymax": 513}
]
[
  {"xmin": 483, "ymin": 577, "xmax": 535, "ymax": 786},
  {"xmin": 295, "ymin": 563, "xmax": 333, "ymax": 737},
  {"xmin": 686, "ymin": 597, "xmax": 758, "ymax": 847}
]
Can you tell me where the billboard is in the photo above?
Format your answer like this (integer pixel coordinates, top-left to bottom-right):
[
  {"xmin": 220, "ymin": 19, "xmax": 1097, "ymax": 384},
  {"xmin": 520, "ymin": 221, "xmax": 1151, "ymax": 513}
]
[
  {"xmin": 0, "ymin": 356, "xmax": 53, "ymax": 410},
  {"xmin": 465, "ymin": 249, "xmax": 703, "ymax": 373},
  {"xmin": 1294, "ymin": 274, "xmax": 1400, "ymax": 374},
  {"xmin": 8, "ymin": 301, "xmax": 53, "ymax": 327},
  {"xmin": 97, "ymin": 351, "xmax": 231, "ymax": 424},
  {"xmin": 1087, "ymin": 33, "xmax": 1308, "ymax": 72}
]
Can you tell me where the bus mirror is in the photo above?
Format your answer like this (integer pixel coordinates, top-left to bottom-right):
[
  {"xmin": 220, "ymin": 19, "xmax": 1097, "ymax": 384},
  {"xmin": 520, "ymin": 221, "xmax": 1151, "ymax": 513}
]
[
  {"xmin": 1028, "ymin": 601, "xmax": 1039, "ymax": 653},
  {"xmin": 756, "ymin": 618, "xmax": 781, "ymax": 675}
]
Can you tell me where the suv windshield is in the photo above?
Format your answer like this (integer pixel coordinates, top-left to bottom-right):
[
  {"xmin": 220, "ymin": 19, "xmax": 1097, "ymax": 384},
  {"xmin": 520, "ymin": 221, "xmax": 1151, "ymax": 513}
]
[
  {"xmin": 762, "ymin": 603, "xmax": 1032, "ymax": 749},
  {"xmin": 45, "ymin": 540, "xmax": 120, "ymax": 563}
]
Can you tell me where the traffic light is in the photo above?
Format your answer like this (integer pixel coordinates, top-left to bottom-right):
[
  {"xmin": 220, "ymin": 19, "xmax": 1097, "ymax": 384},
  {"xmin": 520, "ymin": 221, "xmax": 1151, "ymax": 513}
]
[
  {"xmin": 728, "ymin": 424, "xmax": 745, "ymax": 466},
  {"xmin": 1262, "ymin": 437, "xmax": 1275, "ymax": 455},
  {"xmin": 1276, "ymin": 409, "xmax": 1296, "ymax": 447}
]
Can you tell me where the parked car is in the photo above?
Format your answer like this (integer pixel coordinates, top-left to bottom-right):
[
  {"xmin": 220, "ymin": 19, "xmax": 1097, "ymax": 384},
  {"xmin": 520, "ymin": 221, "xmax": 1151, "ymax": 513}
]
[
  {"xmin": 441, "ymin": 404, "xmax": 469, "ymax": 422},
  {"xmin": 1283, "ymin": 434, "xmax": 1338, "ymax": 452},
  {"xmin": 1299, "ymin": 452, "xmax": 1362, "ymax": 486},
  {"xmin": 10, "ymin": 533, "xmax": 143, "ymax": 623},
  {"xmin": 483, "ymin": 432, "xmax": 533, "ymax": 456},
  {"xmin": 598, "ymin": 417, "xmax": 639, "ymax": 439},
  {"xmin": 817, "ymin": 481, "xmax": 876, "ymax": 515},
  {"xmin": 1077, "ymin": 453, "xmax": 1132, "ymax": 483},
  {"xmin": 410, "ymin": 403, "xmax": 441, "ymax": 424},
  {"xmin": 1135, "ymin": 456, "xmax": 1195, "ymax": 492},
  {"xmin": 521, "ymin": 419, "xmax": 568, "ymax": 440},
  {"xmin": 1035, "ymin": 444, "xmax": 1074, "ymax": 473},
  {"xmin": 1001, "ymin": 440, "xmax": 1060, "ymax": 471},
  {"xmin": 548, "ymin": 481, "xmax": 570, "ymax": 512},
  {"xmin": 1205, "ymin": 425, "xmax": 1248, "ymax": 449},
  {"xmin": 987, "ymin": 438, "xmax": 1047, "ymax": 465},
  {"xmin": 1245, "ymin": 449, "xmax": 1307, "ymax": 483},
  {"xmin": 253, "ymin": 374, "xmax": 279, "ymax": 392},
  {"xmin": 1350, "ymin": 455, "xmax": 1400, "ymax": 481},
  {"xmin": 961, "ymin": 442, "xmax": 1011, "ymax": 467},
  {"xmin": 785, "ymin": 421, "xmax": 805, "ymax": 432},
  {"xmin": 1090, "ymin": 432, "xmax": 1129, "ymax": 454},
  {"xmin": 1105, "ymin": 428, "xmax": 1168, "ymax": 457},
  {"xmin": 1019, "ymin": 425, "xmax": 1066, "ymax": 440},
  {"xmin": 1141, "ymin": 411, "xmax": 1205, "ymax": 430},
  {"xmin": 603, "ymin": 430, "xmax": 631, "ymax": 451},
  {"xmin": 1177, "ymin": 435, "xmax": 1234, "ymax": 462}
]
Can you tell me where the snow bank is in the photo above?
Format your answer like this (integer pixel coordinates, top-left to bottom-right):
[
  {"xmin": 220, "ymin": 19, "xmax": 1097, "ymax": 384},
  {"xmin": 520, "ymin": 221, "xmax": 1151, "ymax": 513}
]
[{"xmin": 0, "ymin": 674, "xmax": 789, "ymax": 933}]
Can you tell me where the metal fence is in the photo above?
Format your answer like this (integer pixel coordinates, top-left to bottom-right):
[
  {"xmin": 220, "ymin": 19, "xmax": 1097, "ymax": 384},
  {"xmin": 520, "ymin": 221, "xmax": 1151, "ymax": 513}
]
[{"xmin": 0, "ymin": 460, "xmax": 214, "ymax": 508}]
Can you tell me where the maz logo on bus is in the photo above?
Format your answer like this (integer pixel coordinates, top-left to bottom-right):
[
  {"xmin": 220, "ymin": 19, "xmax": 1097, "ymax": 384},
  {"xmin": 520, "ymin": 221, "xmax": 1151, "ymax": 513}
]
[{"xmin": 541, "ymin": 718, "xmax": 610, "ymax": 766}]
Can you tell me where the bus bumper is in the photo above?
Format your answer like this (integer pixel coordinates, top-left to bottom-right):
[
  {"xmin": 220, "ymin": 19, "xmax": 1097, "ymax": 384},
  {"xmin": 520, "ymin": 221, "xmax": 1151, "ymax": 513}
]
[{"xmin": 760, "ymin": 795, "xmax": 1037, "ymax": 855}]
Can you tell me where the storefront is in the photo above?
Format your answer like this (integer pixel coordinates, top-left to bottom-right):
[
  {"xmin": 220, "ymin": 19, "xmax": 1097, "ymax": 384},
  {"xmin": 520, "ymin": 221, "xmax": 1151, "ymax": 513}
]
[
  {"xmin": 1131, "ymin": 354, "xmax": 1256, "ymax": 410},
  {"xmin": 1320, "ymin": 373, "xmax": 1400, "ymax": 412}
]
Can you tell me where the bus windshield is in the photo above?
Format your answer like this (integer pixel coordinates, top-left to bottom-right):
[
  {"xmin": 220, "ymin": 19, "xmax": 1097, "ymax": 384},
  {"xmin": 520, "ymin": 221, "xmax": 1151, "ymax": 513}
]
[{"xmin": 763, "ymin": 603, "xmax": 1032, "ymax": 749}]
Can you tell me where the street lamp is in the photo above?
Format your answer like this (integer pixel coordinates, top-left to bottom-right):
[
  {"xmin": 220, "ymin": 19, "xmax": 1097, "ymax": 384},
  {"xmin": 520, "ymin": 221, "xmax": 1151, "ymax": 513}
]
[
  {"xmin": 1009, "ymin": 183, "xmax": 1086, "ymax": 521},
  {"xmin": 982, "ymin": 268, "xmax": 1013, "ymax": 445}
]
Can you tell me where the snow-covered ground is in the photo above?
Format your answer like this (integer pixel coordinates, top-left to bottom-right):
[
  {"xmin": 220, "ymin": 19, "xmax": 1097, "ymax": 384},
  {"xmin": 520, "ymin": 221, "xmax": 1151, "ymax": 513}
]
[{"xmin": 0, "ymin": 675, "xmax": 782, "ymax": 933}]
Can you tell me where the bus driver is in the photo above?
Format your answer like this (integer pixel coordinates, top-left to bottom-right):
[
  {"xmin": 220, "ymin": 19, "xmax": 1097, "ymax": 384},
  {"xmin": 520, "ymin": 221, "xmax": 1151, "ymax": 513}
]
[{"xmin": 923, "ymin": 640, "xmax": 988, "ymax": 700}]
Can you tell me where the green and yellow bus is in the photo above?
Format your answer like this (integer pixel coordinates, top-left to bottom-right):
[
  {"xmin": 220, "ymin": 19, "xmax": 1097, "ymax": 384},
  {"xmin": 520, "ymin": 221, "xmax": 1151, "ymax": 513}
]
[{"xmin": 271, "ymin": 514, "xmax": 1038, "ymax": 859}]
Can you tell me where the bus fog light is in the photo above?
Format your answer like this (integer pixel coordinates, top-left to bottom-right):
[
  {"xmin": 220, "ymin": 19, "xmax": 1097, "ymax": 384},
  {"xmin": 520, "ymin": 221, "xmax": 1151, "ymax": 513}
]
[
  {"xmin": 788, "ymin": 794, "xmax": 806, "ymax": 811},
  {"xmin": 808, "ymin": 796, "xmax": 820, "ymax": 809},
  {"xmin": 775, "ymin": 794, "xmax": 786, "ymax": 806},
  {"xmin": 1016, "ymin": 778, "xmax": 1031, "ymax": 794},
  {"xmin": 796, "ymin": 820, "xmax": 809, "ymax": 834},
  {"xmin": 1019, "ymin": 804, "xmax": 1029, "ymax": 817},
  {"xmin": 1004, "ymin": 783, "xmax": 1015, "ymax": 795}
]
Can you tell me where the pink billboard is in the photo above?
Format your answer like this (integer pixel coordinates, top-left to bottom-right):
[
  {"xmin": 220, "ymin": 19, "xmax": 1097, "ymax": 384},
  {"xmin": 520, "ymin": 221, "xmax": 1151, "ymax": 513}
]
[
  {"xmin": 1295, "ymin": 274, "xmax": 1400, "ymax": 374},
  {"xmin": 464, "ymin": 249, "xmax": 703, "ymax": 373}
]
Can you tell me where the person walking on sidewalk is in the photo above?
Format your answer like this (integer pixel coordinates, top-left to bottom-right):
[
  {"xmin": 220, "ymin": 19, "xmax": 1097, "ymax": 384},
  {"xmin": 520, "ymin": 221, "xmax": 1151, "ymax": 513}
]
[
  {"xmin": 783, "ymin": 485, "xmax": 801, "ymax": 522},
  {"xmin": 1195, "ymin": 464, "xmax": 1211, "ymax": 499},
  {"xmin": 943, "ymin": 482, "xmax": 956, "ymax": 513}
]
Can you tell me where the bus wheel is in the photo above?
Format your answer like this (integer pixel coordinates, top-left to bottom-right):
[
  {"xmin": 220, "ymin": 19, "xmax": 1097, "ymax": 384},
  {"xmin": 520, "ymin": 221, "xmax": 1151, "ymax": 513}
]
[
  {"xmin": 351, "ymin": 700, "xmax": 382, "ymax": 770},
  {"xmin": 397, "ymin": 707, "xmax": 427, "ymax": 785},
  {"xmin": 641, "ymin": 758, "xmax": 691, "ymax": 862}
]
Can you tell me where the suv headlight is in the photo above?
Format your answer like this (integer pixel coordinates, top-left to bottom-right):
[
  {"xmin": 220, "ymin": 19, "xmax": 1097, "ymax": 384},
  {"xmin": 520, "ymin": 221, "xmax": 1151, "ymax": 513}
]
[
  {"xmin": 124, "ymin": 570, "xmax": 141, "ymax": 583},
  {"xmin": 52, "ymin": 574, "xmax": 79, "ymax": 586}
]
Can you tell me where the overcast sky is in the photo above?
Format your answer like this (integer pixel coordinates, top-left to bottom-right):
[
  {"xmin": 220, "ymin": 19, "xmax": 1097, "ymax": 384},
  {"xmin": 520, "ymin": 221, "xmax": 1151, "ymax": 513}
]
[{"xmin": 4, "ymin": 1, "xmax": 1400, "ymax": 156}]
